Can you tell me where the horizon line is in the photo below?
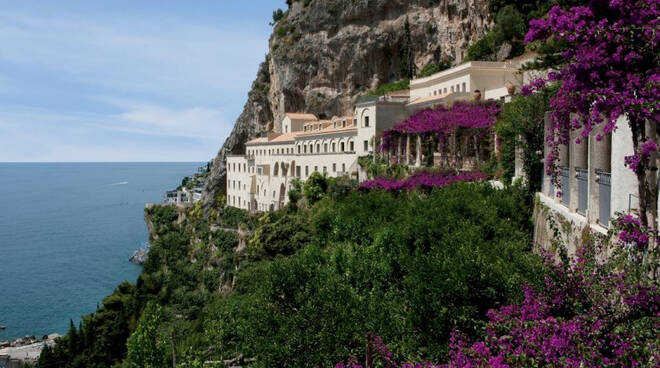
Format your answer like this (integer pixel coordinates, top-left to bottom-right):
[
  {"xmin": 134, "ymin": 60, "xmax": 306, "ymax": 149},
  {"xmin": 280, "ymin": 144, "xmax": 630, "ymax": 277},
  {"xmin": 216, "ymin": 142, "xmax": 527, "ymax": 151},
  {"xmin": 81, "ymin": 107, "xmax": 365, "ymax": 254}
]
[{"xmin": 0, "ymin": 161, "xmax": 209, "ymax": 164}]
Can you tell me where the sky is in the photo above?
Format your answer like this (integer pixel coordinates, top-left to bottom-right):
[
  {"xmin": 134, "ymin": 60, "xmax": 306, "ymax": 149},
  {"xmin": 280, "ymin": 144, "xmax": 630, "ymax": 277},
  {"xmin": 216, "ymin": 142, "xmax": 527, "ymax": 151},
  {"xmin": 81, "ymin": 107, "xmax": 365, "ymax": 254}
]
[{"xmin": 0, "ymin": 0, "xmax": 279, "ymax": 162}]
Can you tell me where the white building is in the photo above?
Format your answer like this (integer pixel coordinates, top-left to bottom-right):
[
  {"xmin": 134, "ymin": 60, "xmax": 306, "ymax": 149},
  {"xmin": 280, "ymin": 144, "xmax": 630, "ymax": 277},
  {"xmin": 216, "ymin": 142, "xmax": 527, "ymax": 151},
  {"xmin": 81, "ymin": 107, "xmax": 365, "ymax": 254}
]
[
  {"xmin": 227, "ymin": 61, "xmax": 524, "ymax": 212},
  {"xmin": 532, "ymin": 116, "xmax": 659, "ymax": 253}
]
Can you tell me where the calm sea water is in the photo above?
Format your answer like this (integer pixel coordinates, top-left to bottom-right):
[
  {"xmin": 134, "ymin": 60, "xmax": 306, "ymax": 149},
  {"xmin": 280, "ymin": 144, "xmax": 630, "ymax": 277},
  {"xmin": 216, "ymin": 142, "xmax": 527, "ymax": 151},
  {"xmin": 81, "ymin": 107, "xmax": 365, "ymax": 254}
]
[{"xmin": 0, "ymin": 162, "xmax": 202, "ymax": 340}]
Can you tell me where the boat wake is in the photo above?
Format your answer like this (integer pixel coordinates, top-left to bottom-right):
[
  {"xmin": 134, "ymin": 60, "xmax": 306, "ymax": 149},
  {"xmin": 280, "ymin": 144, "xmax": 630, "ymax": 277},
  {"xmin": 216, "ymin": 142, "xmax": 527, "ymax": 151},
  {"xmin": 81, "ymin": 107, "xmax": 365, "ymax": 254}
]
[{"xmin": 109, "ymin": 181, "xmax": 129, "ymax": 186}]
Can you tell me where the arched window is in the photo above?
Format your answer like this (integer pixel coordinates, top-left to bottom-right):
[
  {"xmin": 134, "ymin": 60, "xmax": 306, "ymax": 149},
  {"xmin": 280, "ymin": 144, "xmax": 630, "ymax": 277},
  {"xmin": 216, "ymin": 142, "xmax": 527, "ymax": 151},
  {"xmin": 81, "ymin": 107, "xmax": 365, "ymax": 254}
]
[
  {"xmin": 349, "ymin": 141, "xmax": 354, "ymax": 152},
  {"xmin": 341, "ymin": 142, "xmax": 345, "ymax": 152}
]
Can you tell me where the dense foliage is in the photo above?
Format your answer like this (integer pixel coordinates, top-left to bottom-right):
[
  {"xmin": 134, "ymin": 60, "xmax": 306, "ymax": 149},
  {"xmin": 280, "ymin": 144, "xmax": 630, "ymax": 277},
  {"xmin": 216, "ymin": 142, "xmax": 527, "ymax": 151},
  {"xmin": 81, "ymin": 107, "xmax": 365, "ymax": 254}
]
[
  {"xmin": 192, "ymin": 183, "xmax": 543, "ymax": 366},
  {"xmin": 338, "ymin": 242, "xmax": 660, "ymax": 367},
  {"xmin": 496, "ymin": 84, "xmax": 558, "ymax": 191},
  {"xmin": 39, "ymin": 181, "xmax": 543, "ymax": 367},
  {"xmin": 360, "ymin": 171, "xmax": 488, "ymax": 192}
]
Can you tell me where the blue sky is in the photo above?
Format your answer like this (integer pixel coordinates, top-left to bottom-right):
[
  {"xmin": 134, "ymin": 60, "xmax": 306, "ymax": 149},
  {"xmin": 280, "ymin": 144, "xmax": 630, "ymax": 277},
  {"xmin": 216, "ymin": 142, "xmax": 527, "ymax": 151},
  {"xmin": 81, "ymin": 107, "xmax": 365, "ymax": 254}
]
[{"xmin": 0, "ymin": 0, "xmax": 280, "ymax": 162}]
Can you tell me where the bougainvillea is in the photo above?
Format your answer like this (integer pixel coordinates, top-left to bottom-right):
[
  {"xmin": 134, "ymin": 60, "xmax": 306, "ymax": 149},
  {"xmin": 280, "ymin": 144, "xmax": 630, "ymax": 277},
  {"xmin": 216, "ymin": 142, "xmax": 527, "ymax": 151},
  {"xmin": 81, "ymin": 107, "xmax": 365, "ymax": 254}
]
[
  {"xmin": 524, "ymin": 0, "xmax": 660, "ymax": 231},
  {"xmin": 337, "ymin": 245, "xmax": 660, "ymax": 367},
  {"xmin": 359, "ymin": 171, "xmax": 489, "ymax": 192},
  {"xmin": 379, "ymin": 101, "xmax": 500, "ymax": 151},
  {"xmin": 616, "ymin": 214, "xmax": 650, "ymax": 248}
]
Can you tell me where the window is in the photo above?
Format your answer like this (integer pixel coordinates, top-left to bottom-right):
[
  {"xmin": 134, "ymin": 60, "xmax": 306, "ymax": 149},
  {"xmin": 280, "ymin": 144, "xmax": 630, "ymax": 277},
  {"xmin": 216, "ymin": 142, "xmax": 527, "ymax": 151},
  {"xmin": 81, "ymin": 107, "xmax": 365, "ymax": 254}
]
[
  {"xmin": 342, "ymin": 163, "xmax": 346, "ymax": 172},
  {"xmin": 433, "ymin": 90, "xmax": 437, "ymax": 96},
  {"xmin": 316, "ymin": 144, "xmax": 320, "ymax": 152},
  {"xmin": 443, "ymin": 87, "xmax": 447, "ymax": 93},
  {"xmin": 314, "ymin": 166, "xmax": 318, "ymax": 172},
  {"xmin": 342, "ymin": 120, "xmax": 346, "ymax": 128},
  {"xmin": 298, "ymin": 146, "xmax": 301, "ymax": 154},
  {"xmin": 462, "ymin": 82, "xmax": 466, "ymax": 92},
  {"xmin": 333, "ymin": 163, "xmax": 336, "ymax": 172},
  {"xmin": 323, "ymin": 166, "xmax": 327, "ymax": 173},
  {"xmin": 364, "ymin": 140, "xmax": 369, "ymax": 151},
  {"xmin": 451, "ymin": 86, "xmax": 454, "ymax": 92},
  {"xmin": 333, "ymin": 121, "xmax": 337, "ymax": 128},
  {"xmin": 341, "ymin": 142, "xmax": 345, "ymax": 152},
  {"xmin": 349, "ymin": 141, "xmax": 354, "ymax": 151},
  {"xmin": 305, "ymin": 166, "xmax": 309, "ymax": 176},
  {"xmin": 332, "ymin": 143, "xmax": 336, "ymax": 152},
  {"xmin": 296, "ymin": 166, "xmax": 301, "ymax": 177},
  {"xmin": 365, "ymin": 116, "xmax": 370, "ymax": 127},
  {"xmin": 304, "ymin": 126, "xmax": 307, "ymax": 132},
  {"xmin": 324, "ymin": 143, "xmax": 328, "ymax": 152},
  {"xmin": 304, "ymin": 145, "xmax": 307, "ymax": 153}
]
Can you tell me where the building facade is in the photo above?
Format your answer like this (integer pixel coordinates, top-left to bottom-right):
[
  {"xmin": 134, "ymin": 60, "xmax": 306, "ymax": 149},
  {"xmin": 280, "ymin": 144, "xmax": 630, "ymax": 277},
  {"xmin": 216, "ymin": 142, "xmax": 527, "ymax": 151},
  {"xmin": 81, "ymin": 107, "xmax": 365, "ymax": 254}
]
[
  {"xmin": 227, "ymin": 60, "xmax": 524, "ymax": 212},
  {"xmin": 532, "ymin": 116, "xmax": 660, "ymax": 253}
]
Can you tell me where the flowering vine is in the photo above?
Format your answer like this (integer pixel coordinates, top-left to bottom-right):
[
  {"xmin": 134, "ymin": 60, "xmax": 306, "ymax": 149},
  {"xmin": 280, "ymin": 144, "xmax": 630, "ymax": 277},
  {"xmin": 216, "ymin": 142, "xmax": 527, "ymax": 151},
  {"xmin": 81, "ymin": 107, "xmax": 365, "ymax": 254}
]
[
  {"xmin": 524, "ymin": 0, "xmax": 660, "ymax": 232},
  {"xmin": 378, "ymin": 101, "xmax": 500, "ymax": 151},
  {"xmin": 336, "ymin": 244, "xmax": 660, "ymax": 367},
  {"xmin": 359, "ymin": 171, "xmax": 489, "ymax": 192}
]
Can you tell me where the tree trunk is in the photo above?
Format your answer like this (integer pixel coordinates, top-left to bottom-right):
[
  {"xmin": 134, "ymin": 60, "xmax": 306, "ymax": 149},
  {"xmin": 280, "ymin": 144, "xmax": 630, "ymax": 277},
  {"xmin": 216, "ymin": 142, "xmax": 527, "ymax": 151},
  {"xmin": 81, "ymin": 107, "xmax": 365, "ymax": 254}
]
[{"xmin": 631, "ymin": 118, "xmax": 658, "ymax": 256}]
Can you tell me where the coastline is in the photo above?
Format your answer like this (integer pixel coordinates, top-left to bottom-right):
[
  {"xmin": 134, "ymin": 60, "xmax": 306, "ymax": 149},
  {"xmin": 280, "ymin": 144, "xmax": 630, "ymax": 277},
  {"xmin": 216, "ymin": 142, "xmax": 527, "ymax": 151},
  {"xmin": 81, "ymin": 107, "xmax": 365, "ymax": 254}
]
[{"xmin": 0, "ymin": 334, "xmax": 60, "ymax": 365}]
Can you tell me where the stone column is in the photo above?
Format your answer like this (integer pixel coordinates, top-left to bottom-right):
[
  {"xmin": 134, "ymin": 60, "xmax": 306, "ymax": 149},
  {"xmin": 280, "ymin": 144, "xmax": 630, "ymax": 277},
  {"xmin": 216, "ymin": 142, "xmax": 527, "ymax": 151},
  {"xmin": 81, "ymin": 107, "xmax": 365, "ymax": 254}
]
[
  {"xmin": 415, "ymin": 135, "xmax": 422, "ymax": 167},
  {"xmin": 406, "ymin": 135, "xmax": 411, "ymax": 165},
  {"xmin": 397, "ymin": 136, "xmax": 402, "ymax": 164}
]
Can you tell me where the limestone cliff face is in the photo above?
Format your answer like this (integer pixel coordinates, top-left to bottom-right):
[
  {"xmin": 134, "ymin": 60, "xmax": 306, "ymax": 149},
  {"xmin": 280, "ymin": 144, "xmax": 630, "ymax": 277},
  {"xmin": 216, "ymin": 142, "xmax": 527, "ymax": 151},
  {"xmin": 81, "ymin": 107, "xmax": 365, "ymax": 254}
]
[{"xmin": 204, "ymin": 0, "xmax": 491, "ymax": 210}]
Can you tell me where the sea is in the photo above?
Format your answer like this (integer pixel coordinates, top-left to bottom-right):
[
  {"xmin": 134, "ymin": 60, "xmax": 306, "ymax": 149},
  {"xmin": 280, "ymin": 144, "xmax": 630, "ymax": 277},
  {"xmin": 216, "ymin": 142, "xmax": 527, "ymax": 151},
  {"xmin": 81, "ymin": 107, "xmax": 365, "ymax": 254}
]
[{"xmin": 0, "ymin": 162, "xmax": 202, "ymax": 340}]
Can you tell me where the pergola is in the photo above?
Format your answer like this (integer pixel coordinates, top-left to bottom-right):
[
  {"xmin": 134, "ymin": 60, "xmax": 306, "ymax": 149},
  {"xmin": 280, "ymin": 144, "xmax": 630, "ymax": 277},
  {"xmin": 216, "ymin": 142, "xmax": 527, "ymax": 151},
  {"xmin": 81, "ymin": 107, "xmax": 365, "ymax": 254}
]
[{"xmin": 378, "ymin": 101, "xmax": 500, "ymax": 170}]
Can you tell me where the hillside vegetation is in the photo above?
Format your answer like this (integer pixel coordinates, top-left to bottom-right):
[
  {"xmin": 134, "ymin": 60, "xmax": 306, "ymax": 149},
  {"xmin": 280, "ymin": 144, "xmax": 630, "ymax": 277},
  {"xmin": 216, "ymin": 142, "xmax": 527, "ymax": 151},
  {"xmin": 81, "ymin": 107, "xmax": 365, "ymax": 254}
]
[{"xmin": 38, "ymin": 181, "xmax": 544, "ymax": 367}]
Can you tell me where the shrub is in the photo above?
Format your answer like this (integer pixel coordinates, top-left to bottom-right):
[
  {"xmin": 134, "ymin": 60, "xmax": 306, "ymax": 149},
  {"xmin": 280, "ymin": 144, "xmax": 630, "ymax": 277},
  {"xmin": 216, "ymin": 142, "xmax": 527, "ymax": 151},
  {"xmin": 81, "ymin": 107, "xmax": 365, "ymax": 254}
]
[
  {"xmin": 303, "ymin": 172, "xmax": 329, "ymax": 205},
  {"xmin": 366, "ymin": 79, "xmax": 410, "ymax": 97},
  {"xmin": 417, "ymin": 61, "xmax": 450, "ymax": 78},
  {"xmin": 199, "ymin": 183, "xmax": 542, "ymax": 366}
]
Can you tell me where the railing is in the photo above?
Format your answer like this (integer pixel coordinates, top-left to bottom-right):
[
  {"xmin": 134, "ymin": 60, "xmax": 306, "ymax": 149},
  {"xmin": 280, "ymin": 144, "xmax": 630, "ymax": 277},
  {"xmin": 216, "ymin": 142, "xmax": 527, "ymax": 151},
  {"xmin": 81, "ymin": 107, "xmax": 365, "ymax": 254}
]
[
  {"xmin": 597, "ymin": 171, "xmax": 611, "ymax": 227},
  {"xmin": 576, "ymin": 168, "xmax": 588, "ymax": 215},
  {"xmin": 628, "ymin": 193, "xmax": 639, "ymax": 215},
  {"xmin": 561, "ymin": 167, "xmax": 570, "ymax": 207}
]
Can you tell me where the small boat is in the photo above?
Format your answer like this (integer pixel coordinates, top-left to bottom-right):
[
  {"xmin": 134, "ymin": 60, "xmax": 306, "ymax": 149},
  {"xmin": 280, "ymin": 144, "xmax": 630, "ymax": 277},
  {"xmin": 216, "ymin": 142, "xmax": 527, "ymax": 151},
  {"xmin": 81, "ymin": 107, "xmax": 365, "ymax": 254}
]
[{"xmin": 0, "ymin": 325, "xmax": 5, "ymax": 330}]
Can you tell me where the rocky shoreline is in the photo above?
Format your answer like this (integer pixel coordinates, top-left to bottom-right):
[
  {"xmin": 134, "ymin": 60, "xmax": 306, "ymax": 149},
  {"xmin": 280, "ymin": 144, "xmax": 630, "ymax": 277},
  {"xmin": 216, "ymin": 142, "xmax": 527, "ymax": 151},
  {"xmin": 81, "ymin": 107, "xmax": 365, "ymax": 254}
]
[
  {"xmin": 129, "ymin": 242, "xmax": 149, "ymax": 265},
  {"xmin": 0, "ymin": 333, "xmax": 59, "ymax": 366}
]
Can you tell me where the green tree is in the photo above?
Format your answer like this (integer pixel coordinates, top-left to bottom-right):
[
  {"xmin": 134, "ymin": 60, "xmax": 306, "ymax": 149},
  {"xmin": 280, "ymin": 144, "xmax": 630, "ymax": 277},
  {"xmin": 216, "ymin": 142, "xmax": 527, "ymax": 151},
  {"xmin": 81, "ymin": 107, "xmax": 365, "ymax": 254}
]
[
  {"xmin": 399, "ymin": 19, "xmax": 416, "ymax": 79},
  {"xmin": 125, "ymin": 302, "xmax": 168, "ymax": 368},
  {"xmin": 270, "ymin": 8, "xmax": 285, "ymax": 26},
  {"xmin": 288, "ymin": 178, "xmax": 303, "ymax": 205},
  {"xmin": 303, "ymin": 172, "xmax": 329, "ymax": 205},
  {"xmin": 496, "ymin": 84, "xmax": 558, "ymax": 195}
]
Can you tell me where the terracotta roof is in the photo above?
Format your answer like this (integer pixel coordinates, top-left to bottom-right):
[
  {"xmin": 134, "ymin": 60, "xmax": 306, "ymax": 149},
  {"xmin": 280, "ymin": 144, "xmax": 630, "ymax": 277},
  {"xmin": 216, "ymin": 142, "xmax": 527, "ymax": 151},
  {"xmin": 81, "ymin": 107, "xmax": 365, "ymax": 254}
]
[
  {"xmin": 406, "ymin": 93, "xmax": 451, "ymax": 107},
  {"xmin": 246, "ymin": 133, "xmax": 301, "ymax": 145},
  {"xmin": 386, "ymin": 89, "xmax": 410, "ymax": 97},
  {"xmin": 246, "ymin": 137, "xmax": 268, "ymax": 145},
  {"xmin": 286, "ymin": 112, "xmax": 318, "ymax": 120},
  {"xmin": 270, "ymin": 133, "xmax": 300, "ymax": 142},
  {"xmin": 296, "ymin": 125, "xmax": 357, "ymax": 138}
]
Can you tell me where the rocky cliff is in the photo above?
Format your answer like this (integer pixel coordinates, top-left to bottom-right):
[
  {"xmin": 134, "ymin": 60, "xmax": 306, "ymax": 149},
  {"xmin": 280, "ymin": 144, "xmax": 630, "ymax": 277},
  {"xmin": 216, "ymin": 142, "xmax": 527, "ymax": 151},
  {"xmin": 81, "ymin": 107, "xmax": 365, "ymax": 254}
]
[{"xmin": 203, "ymin": 0, "xmax": 492, "ymax": 210}]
